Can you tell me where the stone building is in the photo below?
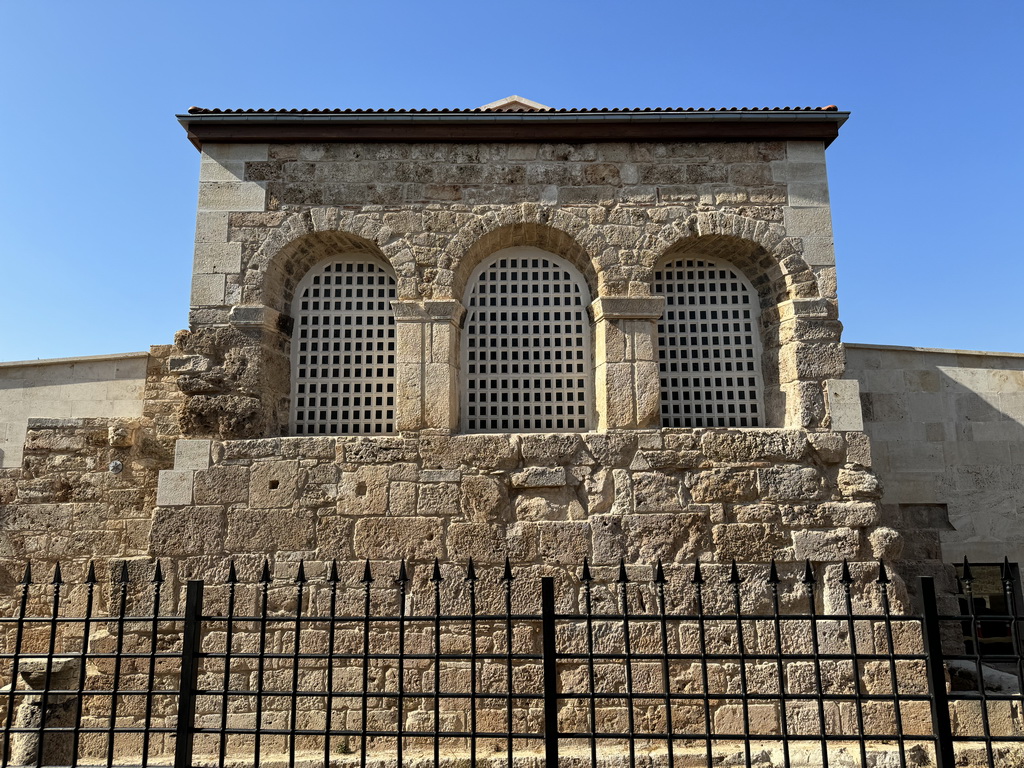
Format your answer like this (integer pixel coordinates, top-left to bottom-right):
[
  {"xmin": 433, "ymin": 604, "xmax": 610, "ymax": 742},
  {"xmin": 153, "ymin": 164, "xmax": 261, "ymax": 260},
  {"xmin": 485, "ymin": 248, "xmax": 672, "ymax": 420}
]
[{"xmin": 1, "ymin": 95, "xmax": 1021, "ymax": 590}]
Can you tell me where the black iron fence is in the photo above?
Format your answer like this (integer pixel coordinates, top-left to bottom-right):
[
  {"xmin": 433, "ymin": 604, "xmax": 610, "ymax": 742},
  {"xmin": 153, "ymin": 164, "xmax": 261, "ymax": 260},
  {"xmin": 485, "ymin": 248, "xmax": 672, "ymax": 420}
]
[{"xmin": 1, "ymin": 558, "xmax": 1023, "ymax": 768}]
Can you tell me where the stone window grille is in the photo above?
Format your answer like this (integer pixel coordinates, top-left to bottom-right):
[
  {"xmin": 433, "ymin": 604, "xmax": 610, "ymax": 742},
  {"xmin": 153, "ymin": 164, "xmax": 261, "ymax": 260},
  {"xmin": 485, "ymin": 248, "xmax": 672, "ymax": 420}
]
[
  {"xmin": 655, "ymin": 256, "xmax": 764, "ymax": 428},
  {"xmin": 290, "ymin": 256, "xmax": 397, "ymax": 435},
  {"xmin": 462, "ymin": 248, "xmax": 592, "ymax": 433}
]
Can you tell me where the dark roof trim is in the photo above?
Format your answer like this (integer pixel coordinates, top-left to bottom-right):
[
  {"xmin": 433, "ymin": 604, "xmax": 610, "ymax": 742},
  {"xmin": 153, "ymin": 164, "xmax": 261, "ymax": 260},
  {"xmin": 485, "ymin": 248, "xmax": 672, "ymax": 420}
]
[{"xmin": 178, "ymin": 109, "xmax": 849, "ymax": 150}]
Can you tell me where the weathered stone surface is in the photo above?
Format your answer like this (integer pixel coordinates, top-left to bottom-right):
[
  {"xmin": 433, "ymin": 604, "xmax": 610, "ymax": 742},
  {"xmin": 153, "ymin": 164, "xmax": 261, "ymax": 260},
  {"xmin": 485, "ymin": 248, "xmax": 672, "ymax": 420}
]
[
  {"xmin": 687, "ymin": 468, "xmax": 758, "ymax": 503},
  {"xmin": 353, "ymin": 517, "xmax": 444, "ymax": 560},
  {"xmin": 460, "ymin": 475, "xmax": 510, "ymax": 523},
  {"xmin": 193, "ymin": 464, "xmax": 249, "ymax": 505},
  {"xmin": 151, "ymin": 505, "xmax": 225, "ymax": 555},
  {"xmin": 712, "ymin": 523, "xmax": 790, "ymax": 561},
  {"xmin": 226, "ymin": 508, "xmax": 314, "ymax": 552},
  {"xmin": 758, "ymin": 466, "xmax": 825, "ymax": 502},
  {"xmin": 837, "ymin": 467, "xmax": 882, "ymax": 499},
  {"xmin": 156, "ymin": 470, "xmax": 194, "ymax": 507},
  {"xmin": 701, "ymin": 429, "xmax": 809, "ymax": 463},
  {"xmin": 792, "ymin": 527, "xmax": 860, "ymax": 561},
  {"xmin": 632, "ymin": 471, "xmax": 685, "ymax": 512},
  {"xmin": 249, "ymin": 460, "xmax": 299, "ymax": 509},
  {"xmin": 519, "ymin": 434, "xmax": 584, "ymax": 466},
  {"xmin": 783, "ymin": 502, "xmax": 880, "ymax": 528},
  {"xmin": 511, "ymin": 466, "xmax": 570, "ymax": 489},
  {"xmin": 337, "ymin": 465, "xmax": 388, "ymax": 515}
]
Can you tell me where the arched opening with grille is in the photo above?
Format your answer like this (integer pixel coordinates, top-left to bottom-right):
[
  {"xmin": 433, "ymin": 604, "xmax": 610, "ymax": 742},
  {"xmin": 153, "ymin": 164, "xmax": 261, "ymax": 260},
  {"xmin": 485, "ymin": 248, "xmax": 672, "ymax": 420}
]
[
  {"xmin": 290, "ymin": 255, "xmax": 397, "ymax": 435},
  {"xmin": 462, "ymin": 247, "xmax": 593, "ymax": 433},
  {"xmin": 655, "ymin": 255, "xmax": 764, "ymax": 428}
]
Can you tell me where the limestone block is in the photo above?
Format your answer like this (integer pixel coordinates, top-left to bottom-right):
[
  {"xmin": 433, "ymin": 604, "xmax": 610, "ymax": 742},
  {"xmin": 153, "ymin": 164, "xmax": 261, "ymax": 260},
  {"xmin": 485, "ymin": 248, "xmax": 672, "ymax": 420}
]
[
  {"xmin": 194, "ymin": 242, "xmax": 242, "ymax": 274},
  {"xmin": 792, "ymin": 528, "xmax": 860, "ymax": 561},
  {"xmin": 700, "ymin": 429, "xmax": 809, "ymax": 463},
  {"xmin": 193, "ymin": 464, "xmax": 249, "ymax": 505},
  {"xmin": 199, "ymin": 159, "xmax": 245, "ymax": 182},
  {"xmin": 837, "ymin": 467, "xmax": 882, "ymax": 499},
  {"xmin": 168, "ymin": 355, "xmax": 212, "ymax": 374},
  {"xmin": 807, "ymin": 432, "xmax": 846, "ymax": 464},
  {"xmin": 338, "ymin": 465, "xmax": 388, "ymax": 515},
  {"xmin": 687, "ymin": 468, "xmax": 758, "ymax": 503},
  {"xmin": 156, "ymin": 470, "xmax": 194, "ymax": 507},
  {"xmin": 535, "ymin": 521, "xmax": 591, "ymax": 565},
  {"xmin": 622, "ymin": 512, "xmax": 710, "ymax": 563},
  {"xmin": 421, "ymin": 435, "xmax": 519, "ymax": 471},
  {"xmin": 202, "ymin": 144, "xmax": 270, "ymax": 162},
  {"xmin": 511, "ymin": 466, "xmax": 570, "ymax": 489},
  {"xmin": 353, "ymin": 517, "xmax": 444, "ymax": 560},
  {"xmin": 519, "ymin": 434, "xmax": 583, "ymax": 466},
  {"xmin": 783, "ymin": 501, "xmax": 880, "ymax": 528},
  {"xmin": 190, "ymin": 273, "xmax": 226, "ymax": 306},
  {"xmin": 194, "ymin": 211, "xmax": 229, "ymax": 243},
  {"xmin": 225, "ymin": 508, "xmax": 314, "ymax": 553},
  {"xmin": 788, "ymin": 182, "xmax": 830, "ymax": 207},
  {"xmin": 868, "ymin": 527, "xmax": 904, "ymax": 560},
  {"xmin": 418, "ymin": 482, "xmax": 459, "ymax": 516},
  {"xmin": 151, "ymin": 505, "xmax": 225, "ymax": 555},
  {"xmin": 633, "ymin": 471, "xmax": 685, "ymax": 512},
  {"xmin": 420, "ymin": 469, "xmax": 460, "ymax": 483},
  {"xmin": 784, "ymin": 206, "xmax": 834, "ymax": 239},
  {"xmin": 447, "ymin": 522, "xmax": 537, "ymax": 563},
  {"xmin": 787, "ymin": 141, "xmax": 827, "ymax": 164},
  {"xmin": 249, "ymin": 460, "xmax": 299, "ymax": 509},
  {"xmin": 174, "ymin": 439, "xmax": 212, "ymax": 471},
  {"xmin": 343, "ymin": 437, "xmax": 419, "ymax": 465},
  {"xmin": 460, "ymin": 475, "xmax": 510, "ymax": 523},
  {"xmin": 758, "ymin": 466, "xmax": 825, "ymax": 502},
  {"xmin": 197, "ymin": 181, "xmax": 267, "ymax": 212},
  {"xmin": 712, "ymin": 523, "xmax": 790, "ymax": 561},
  {"xmin": 824, "ymin": 379, "xmax": 864, "ymax": 431}
]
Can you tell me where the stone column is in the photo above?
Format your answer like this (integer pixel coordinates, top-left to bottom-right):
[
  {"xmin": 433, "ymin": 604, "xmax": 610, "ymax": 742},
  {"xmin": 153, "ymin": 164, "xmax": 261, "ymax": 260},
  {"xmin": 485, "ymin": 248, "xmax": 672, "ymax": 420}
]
[
  {"xmin": 393, "ymin": 299, "xmax": 466, "ymax": 433},
  {"xmin": 591, "ymin": 297, "xmax": 665, "ymax": 431}
]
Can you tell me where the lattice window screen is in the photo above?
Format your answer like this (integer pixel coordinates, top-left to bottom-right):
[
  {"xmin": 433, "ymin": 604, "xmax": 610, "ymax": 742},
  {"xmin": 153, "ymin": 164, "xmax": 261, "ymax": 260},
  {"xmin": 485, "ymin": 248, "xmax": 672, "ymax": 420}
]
[
  {"xmin": 290, "ymin": 257, "xmax": 396, "ymax": 435},
  {"xmin": 655, "ymin": 257, "xmax": 763, "ymax": 428},
  {"xmin": 463, "ymin": 249, "xmax": 592, "ymax": 433}
]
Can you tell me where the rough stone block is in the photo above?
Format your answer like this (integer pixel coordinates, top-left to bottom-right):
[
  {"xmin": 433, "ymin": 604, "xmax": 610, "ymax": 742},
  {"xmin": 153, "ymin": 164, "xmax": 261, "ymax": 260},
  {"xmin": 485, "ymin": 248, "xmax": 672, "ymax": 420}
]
[
  {"xmin": 792, "ymin": 528, "xmax": 860, "ymax": 561},
  {"xmin": 837, "ymin": 467, "xmax": 882, "ymax": 499},
  {"xmin": 784, "ymin": 206, "xmax": 834, "ymax": 239},
  {"xmin": 687, "ymin": 468, "xmax": 758, "ymax": 503},
  {"xmin": 190, "ymin": 273, "xmax": 226, "ymax": 306},
  {"xmin": 460, "ymin": 475, "xmax": 510, "ymax": 523},
  {"xmin": 511, "ymin": 467, "xmax": 570, "ymax": 489},
  {"xmin": 197, "ymin": 181, "xmax": 267, "ymax": 212},
  {"xmin": 712, "ymin": 523, "xmax": 790, "ymax": 561},
  {"xmin": 194, "ymin": 242, "xmax": 242, "ymax": 274},
  {"xmin": 700, "ymin": 429, "xmax": 809, "ymax": 462},
  {"xmin": 155, "ymin": 470, "xmax": 194, "ymax": 507},
  {"xmin": 825, "ymin": 379, "xmax": 864, "ymax": 431},
  {"xmin": 151, "ymin": 505, "xmax": 225, "ymax": 555},
  {"xmin": 633, "ymin": 471, "xmax": 685, "ymax": 512},
  {"xmin": 173, "ymin": 439, "xmax": 212, "ymax": 471},
  {"xmin": 226, "ymin": 508, "xmax": 314, "ymax": 553},
  {"xmin": 353, "ymin": 517, "xmax": 444, "ymax": 560},
  {"xmin": 193, "ymin": 464, "xmax": 249, "ymax": 505},
  {"xmin": 758, "ymin": 466, "xmax": 825, "ymax": 502},
  {"xmin": 249, "ymin": 460, "xmax": 299, "ymax": 509}
]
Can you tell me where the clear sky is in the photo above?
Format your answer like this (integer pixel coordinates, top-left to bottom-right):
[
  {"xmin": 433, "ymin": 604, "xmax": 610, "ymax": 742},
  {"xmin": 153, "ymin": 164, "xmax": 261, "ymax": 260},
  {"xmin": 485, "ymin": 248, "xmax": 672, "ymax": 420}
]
[{"xmin": 1, "ymin": 1, "xmax": 1020, "ymax": 363}]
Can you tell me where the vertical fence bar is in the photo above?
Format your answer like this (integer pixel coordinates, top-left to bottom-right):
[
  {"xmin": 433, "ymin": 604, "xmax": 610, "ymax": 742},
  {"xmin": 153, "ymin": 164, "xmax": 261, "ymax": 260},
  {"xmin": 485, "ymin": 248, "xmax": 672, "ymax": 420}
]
[
  {"xmin": 502, "ymin": 559, "xmax": 515, "ymax": 768},
  {"xmin": 466, "ymin": 560, "xmax": 478, "ymax": 768},
  {"xmin": 729, "ymin": 562, "xmax": 751, "ymax": 768},
  {"xmin": 877, "ymin": 563, "xmax": 908, "ymax": 768},
  {"xmin": 617, "ymin": 562, "xmax": 637, "ymax": 768},
  {"xmin": 840, "ymin": 561, "xmax": 868, "ymax": 768},
  {"xmin": 359, "ymin": 561, "xmax": 373, "ymax": 768},
  {"xmin": 692, "ymin": 562, "xmax": 713, "ymax": 768},
  {"xmin": 1, "ymin": 564, "xmax": 31, "ymax": 768},
  {"xmin": 288, "ymin": 562, "xmax": 306, "ymax": 768},
  {"xmin": 254, "ymin": 561, "xmax": 271, "ymax": 768},
  {"xmin": 541, "ymin": 577, "xmax": 559, "ymax": 768},
  {"xmin": 804, "ymin": 561, "xmax": 830, "ymax": 768},
  {"xmin": 396, "ymin": 561, "xmax": 409, "ymax": 768},
  {"xmin": 34, "ymin": 564, "xmax": 63, "ymax": 768},
  {"xmin": 959, "ymin": 560, "xmax": 995, "ymax": 768},
  {"xmin": 141, "ymin": 563, "xmax": 164, "ymax": 768},
  {"xmin": 218, "ymin": 562, "xmax": 238, "ymax": 768},
  {"xmin": 654, "ymin": 561, "xmax": 675, "ymax": 768},
  {"xmin": 581, "ymin": 560, "xmax": 598, "ymax": 768},
  {"xmin": 920, "ymin": 576, "xmax": 955, "ymax": 768},
  {"xmin": 323, "ymin": 561, "xmax": 339, "ymax": 768},
  {"xmin": 431, "ymin": 560, "xmax": 443, "ymax": 768},
  {"xmin": 105, "ymin": 562, "xmax": 129, "ymax": 768},
  {"xmin": 173, "ymin": 580, "xmax": 205, "ymax": 768},
  {"xmin": 768, "ymin": 561, "xmax": 792, "ymax": 768},
  {"xmin": 70, "ymin": 563, "xmax": 97, "ymax": 768}
]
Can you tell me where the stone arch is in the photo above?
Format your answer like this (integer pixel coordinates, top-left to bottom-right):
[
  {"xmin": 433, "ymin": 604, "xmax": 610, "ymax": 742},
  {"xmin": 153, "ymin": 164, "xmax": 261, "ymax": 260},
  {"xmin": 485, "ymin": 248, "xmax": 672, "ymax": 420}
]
[
  {"xmin": 645, "ymin": 212, "xmax": 821, "ymax": 308},
  {"xmin": 245, "ymin": 210, "xmax": 415, "ymax": 313},
  {"xmin": 446, "ymin": 210, "xmax": 603, "ymax": 301}
]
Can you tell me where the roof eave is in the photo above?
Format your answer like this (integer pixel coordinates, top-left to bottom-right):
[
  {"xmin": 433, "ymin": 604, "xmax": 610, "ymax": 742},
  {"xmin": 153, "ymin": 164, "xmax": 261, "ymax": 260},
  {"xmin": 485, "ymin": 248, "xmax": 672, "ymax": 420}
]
[{"xmin": 178, "ymin": 110, "xmax": 850, "ymax": 151}]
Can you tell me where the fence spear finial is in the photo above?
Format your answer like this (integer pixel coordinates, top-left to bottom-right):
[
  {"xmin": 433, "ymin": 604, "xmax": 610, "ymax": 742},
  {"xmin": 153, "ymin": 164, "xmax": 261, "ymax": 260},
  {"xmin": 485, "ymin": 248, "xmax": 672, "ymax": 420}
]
[
  {"xmin": 502, "ymin": 556, "xmax": 514, "ymax": 582},
  {"xmin": 329, "ymin": 559, "xmax": 340, "ymax": 584},
  {"xmin": 692, "ymin": 559, "xmax": 704, "ymax": 585},
  {"xmin": 841, "ymin": 560, "xmax": 853, "ymax": 585},
  {"xmin": 768, "ymin": 558, "xmax": 780, "ymax": 585},
  {"xmin": 1002, "ymin": 556, "xmax": 1014, "ymax": 585},
  {"xmin": 153, "ymin": 560, "xmax": 164, "ymax": 584},
  {"xmin": 961, "ymin": 556, "xmax": 974, "ymax": 583},
  {"xmin": 53, "ymin": 561, "xmax": 64, "ymax": 585},
  {"xmin": 227, "ymin": 559, "xmax": 238, "ymax": 584},
  {"xmin": 617, "ymin": 558, "xmax": 629, "ymax": 584},
  {"xmin": 465, "ymin": 558, "xmax": 477, "ymax": 582},
  {"xmin": 654, "ymin": 559, "xmax": 666, "ymax": 585},
  {"xmin": 802, "ymin": 559, "xmax": 816, "ymax": 585},
  {"xmin": 118, "ymin": 560, "xmax": 129, "ymax": 585},
  {"xmin": 21, "ymin": 561, "xmax": 32, "ymax": 585},
  {"xmin": 86, "ymin": 561, "xmax": 97, "ymax": 585},
  {"xmin": 431, "ymin": 558, "xmax": 443, "ymax": 583},
  {"xmin": 397, "ymin": 559, "xmax": 409, "ymax": 585},
  {"xmin": 360, "ymin": 559, "xmax": 373, "ymax": 584},
  {"xmin": 581, "ymin": 556, "xmax": 593, "ymax": 583},
  {"xmin": 729, "ymin": 560, "xmax": 742, "ymax": 585},
  {"xmin": 260, "ymin": 559, "xmax": 272, "ymax": 584},
  {"xmin": 296, "ymin": 560, "xmax": 307, "ymax": 584},
  {"xmin": 876, "ymin": 560, "xmax": 890, "ymax": 584}
]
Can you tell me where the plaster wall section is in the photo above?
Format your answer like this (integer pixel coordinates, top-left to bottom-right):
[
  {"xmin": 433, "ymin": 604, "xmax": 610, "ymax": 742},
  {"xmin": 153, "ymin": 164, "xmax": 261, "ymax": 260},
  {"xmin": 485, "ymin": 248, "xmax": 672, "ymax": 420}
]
[
  {"xmin": 845, "ymin": 343, "xmax": 1024, "ymax": 565},
  {"xmin": 0, "ymin": 354, "xmax": 148, "ymax": 468}
]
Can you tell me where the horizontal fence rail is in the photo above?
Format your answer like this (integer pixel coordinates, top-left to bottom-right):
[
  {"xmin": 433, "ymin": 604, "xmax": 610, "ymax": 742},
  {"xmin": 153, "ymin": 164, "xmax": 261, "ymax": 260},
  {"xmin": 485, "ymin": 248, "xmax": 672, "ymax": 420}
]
[{"xmin": 0, "ymin": 558, "xmax": 1022, "ymax": 768}]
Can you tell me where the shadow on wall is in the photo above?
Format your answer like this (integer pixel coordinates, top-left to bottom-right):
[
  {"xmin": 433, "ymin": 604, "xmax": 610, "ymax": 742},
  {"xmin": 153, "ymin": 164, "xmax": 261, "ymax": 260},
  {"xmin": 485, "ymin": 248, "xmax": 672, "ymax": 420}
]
[{"xmin": 847, "ymin": 344, "xmax": 1024, "ymax": 573}]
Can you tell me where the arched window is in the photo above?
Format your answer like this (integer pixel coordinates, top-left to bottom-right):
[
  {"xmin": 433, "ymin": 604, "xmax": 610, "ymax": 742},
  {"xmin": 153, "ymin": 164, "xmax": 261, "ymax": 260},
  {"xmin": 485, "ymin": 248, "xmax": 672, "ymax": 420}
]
[
  {"xmin": 290, "ymin": 256, "xmax": 396, "ymax": 435},
  {"xmin": 655, "ymin": 256, "xmax": 763, "ymax": 428},
  {"xmin": 462, "ymin": 247, "xmax": 592, "ymax": 433}
]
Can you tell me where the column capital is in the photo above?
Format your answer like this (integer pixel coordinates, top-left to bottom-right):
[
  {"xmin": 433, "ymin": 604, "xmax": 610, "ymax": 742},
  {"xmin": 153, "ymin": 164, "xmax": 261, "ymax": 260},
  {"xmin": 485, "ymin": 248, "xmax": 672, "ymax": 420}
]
[
  {"xmin": 590, "ymin": 296, "xmax": 665, "ymax": 322},
  {"xmin": 392, "ymin": 299, "xmax": 466, "ymax": 326}
]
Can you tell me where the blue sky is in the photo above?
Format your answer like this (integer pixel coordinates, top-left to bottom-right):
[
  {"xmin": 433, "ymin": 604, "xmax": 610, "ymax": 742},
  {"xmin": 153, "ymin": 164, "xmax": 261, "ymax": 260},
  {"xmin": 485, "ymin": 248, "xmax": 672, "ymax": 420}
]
[{"xmin": 1, "ymin": 1, "xmax": 1021, "ymax": 362}]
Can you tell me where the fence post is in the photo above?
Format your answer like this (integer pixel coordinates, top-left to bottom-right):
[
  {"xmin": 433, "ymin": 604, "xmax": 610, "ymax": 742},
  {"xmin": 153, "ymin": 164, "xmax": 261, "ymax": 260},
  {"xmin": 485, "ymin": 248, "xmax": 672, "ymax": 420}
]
[
  {"xmin": 541, "ymin": 577, "xmax": 559, "ymax": 768},
  {"xmin": 174, "ymin": 580, "xmax": 204, "ymax": 768},
  {"xmin": 920, "ymin": 576, "xmax": 955, "ymax": 768}
]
